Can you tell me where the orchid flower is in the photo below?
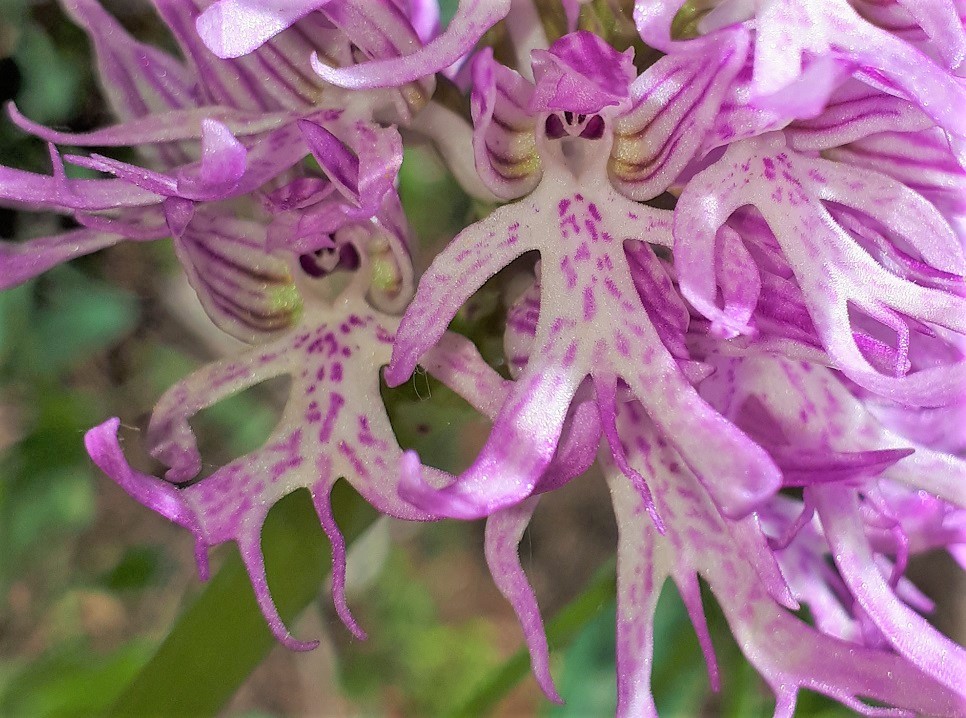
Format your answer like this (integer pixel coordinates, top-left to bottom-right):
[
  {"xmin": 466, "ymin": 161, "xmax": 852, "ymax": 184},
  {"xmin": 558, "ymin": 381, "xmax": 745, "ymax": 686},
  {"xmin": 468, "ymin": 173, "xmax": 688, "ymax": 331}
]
[
  {"xmin": 0, "ymin": 0, "xmax": 469, "ymax": 342},
  {"xmin": 673, "ymin": 130, "xmax": 966, "ymax": 406},
  {"xmin": 387, "ymin": 31, "xmax": 782, "ymax": 525},
  {"xmin": 1, "ymin": 1, "xmax": 964, "ymax": 714},
  {"xmin": 634, "ymin": 0, "xmax": 966, "ymax": 155},
  {"xmin": 83, "ymin": 225, "xmax": 507, "ymax": 649}
]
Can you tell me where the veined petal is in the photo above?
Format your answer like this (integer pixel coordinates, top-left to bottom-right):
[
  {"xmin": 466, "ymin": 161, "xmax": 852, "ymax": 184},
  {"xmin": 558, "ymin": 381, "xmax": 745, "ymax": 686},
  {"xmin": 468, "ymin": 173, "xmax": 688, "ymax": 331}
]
[
  {"xmin": 826, "ymin": 128, "xmax": 966, "ymax": 214},
  {"xmin": 60, "ymin": 0, "xmax": 198, "ymax": 166},
  {"xmin": 609, "ymin": 28, "xmax": 748, "ymax": 201},
  {"xmin": 530, "ymin": 31, "xmax": 636, "ymax": 115},
  {"xmin": 196, "ymin": 0, "xmax": 330, "ymax": 59},
  {"xmin": 470, "ymin": 48, "xmax": 542, "ymax": 201},
  {"xmin": 854, "ymin": 0, "xmax": 966, "ymax": 69},
  {"xmin": 173, "ymin": 210, "xmax": 300, "ymax": 344},
  {"xmin": 61, "ymin": 0, "xmax": 196, "ymax": 119},
  {"xmin": 299, "ymin": 120, "xmax": 361, "ymax": 204},
  {"xmin": 311, "ymin": 0, "xmax": 510, "ymax": 89},
  {"xmin": 785, "ymin": 82, "xmax": 933, "ymax": 152},
  {"xmin": 153, "ymin": 0, "xmax": 331, "ymax": 112}
]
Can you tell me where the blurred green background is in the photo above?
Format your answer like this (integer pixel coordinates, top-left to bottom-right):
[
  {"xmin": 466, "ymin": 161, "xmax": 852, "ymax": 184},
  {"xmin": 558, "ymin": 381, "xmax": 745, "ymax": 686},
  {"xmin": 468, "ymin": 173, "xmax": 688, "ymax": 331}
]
[{"xmin": 0, "ymin": 2, "xmax": 959, "ymax": 716}]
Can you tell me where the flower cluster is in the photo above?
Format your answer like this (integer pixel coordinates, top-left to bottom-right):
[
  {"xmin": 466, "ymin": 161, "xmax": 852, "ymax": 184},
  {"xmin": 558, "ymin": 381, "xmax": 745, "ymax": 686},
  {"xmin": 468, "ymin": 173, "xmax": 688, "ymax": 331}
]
[{"xmin": 1, "ymin": 0, "xmax": 965, "ymax": 715}]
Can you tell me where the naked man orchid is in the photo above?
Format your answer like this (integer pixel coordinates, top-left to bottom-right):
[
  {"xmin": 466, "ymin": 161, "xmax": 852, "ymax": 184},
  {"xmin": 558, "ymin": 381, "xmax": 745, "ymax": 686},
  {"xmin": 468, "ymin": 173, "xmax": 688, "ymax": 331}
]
[{"xmin": 0, "ymin": 0, "xmax": 964, "ymax": 715}]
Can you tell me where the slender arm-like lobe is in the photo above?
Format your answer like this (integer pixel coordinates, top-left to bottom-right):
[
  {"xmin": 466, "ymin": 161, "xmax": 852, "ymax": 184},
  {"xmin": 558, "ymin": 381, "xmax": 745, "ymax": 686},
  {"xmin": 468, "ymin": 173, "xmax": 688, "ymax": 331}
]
[{"xmin": 387, "ymin": 199, "xmax": 540, "ymax": 386}]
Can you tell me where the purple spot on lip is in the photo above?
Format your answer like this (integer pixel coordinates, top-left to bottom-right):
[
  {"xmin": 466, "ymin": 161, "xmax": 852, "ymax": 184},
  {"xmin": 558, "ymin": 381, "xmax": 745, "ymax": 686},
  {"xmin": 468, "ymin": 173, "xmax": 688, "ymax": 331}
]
[
  {"xmin": 579, "ymin": 115, "xmax": 605, "ymax": 139},
  {"xmin": 545, "ymin": 113, "xmax": 567, "ymax": 139}
]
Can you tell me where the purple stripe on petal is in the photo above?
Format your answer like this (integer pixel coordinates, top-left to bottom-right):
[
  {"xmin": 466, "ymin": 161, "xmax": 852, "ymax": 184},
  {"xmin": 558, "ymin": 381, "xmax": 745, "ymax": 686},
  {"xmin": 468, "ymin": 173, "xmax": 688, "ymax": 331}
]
[{"xmin": 312, "ymin": 0, "xmax": 510, "ymax": 89}]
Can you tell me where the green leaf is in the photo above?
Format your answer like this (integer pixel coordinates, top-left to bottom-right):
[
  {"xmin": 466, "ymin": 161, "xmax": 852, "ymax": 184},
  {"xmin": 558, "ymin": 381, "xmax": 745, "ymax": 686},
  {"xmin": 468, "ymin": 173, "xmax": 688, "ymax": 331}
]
[
  {"xmin": 29, "ymin": 268, "xmax": 139, "ymax": 377},
  {"xmin": 448, "ymin": 558, "xmax": 617, "ymax": 718},
  {"xmin": 12, "ymin": 23, "xmax": 84, "ymax": 124},
  {"xmin": 99, "ymin": 546, "xmax": 166, "ymax": 592},
  {"xmin": 105, "ymin": 484, "xmax": 377, "ymax": 717},
  {"xmin": 544, "ymin": 604, "xmax": 616, "ymax": 717},
  {"xmin": 0, "ymin": 641, "xmax": 155, "ymax": 718}
]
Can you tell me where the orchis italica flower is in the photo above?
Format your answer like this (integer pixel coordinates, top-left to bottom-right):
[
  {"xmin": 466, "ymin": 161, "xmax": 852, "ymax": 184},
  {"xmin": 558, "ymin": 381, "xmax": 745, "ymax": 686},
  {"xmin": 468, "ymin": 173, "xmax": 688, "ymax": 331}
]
[
  {"xmin": 0, "ymin": 0, "xmax": 460, "ymax": 341},
  {"xmin": 384, "ymin": 17, "xmax": 966, "ymax": 718},
  {"xmin": 1, "ymin": 1, "xmax": 965, "ymax": 716}
]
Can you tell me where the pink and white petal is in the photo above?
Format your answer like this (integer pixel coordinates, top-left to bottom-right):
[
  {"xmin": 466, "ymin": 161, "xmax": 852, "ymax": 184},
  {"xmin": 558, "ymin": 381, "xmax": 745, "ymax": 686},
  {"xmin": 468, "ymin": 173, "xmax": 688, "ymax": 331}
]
[
  {"xmin": 769, "ymin": 446, "xmax": 914, "ymax": 486},
  {"xmin": 85, "ymin": 419, "xmax": 209, "ymax": 578},
  {"xmin": 504, "ymin": 275, "xmax": 541, "ymax": 378},
  {"xmin": 387, "ymin": 200, "xmax": 540, "ymax": 386},
  {"xmin": 604, "ymin": 432, "xmax": 672, "ymax": 718},
  {"xmin": 673, "ymin": 570, "xmax": 720, "ymax": 691},
  {"xmin": 617, "ymin": 408, "xmax": 965, "ymax": 717},
  {"xmin": 850, "ymin": 20, "xmax": 966, "ymax": 141},
  {"xmin": 399, "ymin": 343, "xmax": 584, "ymax": 519},
  {"xmin": 0, "ymin": 228, "xmax": 122, "ymax": 290},
  {"xmin": 535, "ymin": 396, "xmax": 601, "ymax": 493},
  {"xmin": 86, "ymin": 418, "xmax": 202, "ymax": 539},
  {"xmin": 750, "ymin": 1, "xmax": 833, "ymax": 99},
  {"xmin": 676, "ymin": 135, "xmax": 966, "ymax": 405},
  {"xmin": 826, "ymin": 129, "xmax": 966, "ymax": 212},
  {"xmin": 299, "ymin": 120, "xmax": 361, "ymax": 203},
  {"xmin": 311, "ymin": 0, "xmax": 510, "ymax": 89},
  {"xmin": 638, "ymin": 372, "xmax": 779, "ymax": 517},
  {"xmin": 236, "ymin": 523, "xmax": 321, "ymax": 650},
  {"xmin": 814, "ymin": 153, "xmax": 965, "ymax": 274},
  {"xmin": 334, "ymin": 409, "xmax": 438, "ymax": 522},
  {"xmin": 196, "ymin": 0, "xmax": 329, "ymax": 59},
  {"xmin": 854, "ymin": 0, "xmax": 966, "ymax": 69},
  {"xmin": 815, "ymin": 485, "xmax": 966, "ymax": 697},
  {"xmin": 595, "ymin": 374, "xmax": 663, "ymax": 530},
  {"xmin": 352, "ymin": 123, "xmax": 404, "ymax": 212},
  {"xmin": 484, "ymin": 498, "xmax": 561, "ymax": 703},
  {"xmin": 176, "ymin": 120, "xmax": 248, "ymax": 197},
  {"xmin": 616, "ymin": 323, "xmax": 781, "ymax": 519},
  {"xmin": 147, "ymin": 334, "xmax": 296, "ymax": 482},
  {"xmin": 529, "ymin": 32, "xmax": 635, "ymax": 115}
]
